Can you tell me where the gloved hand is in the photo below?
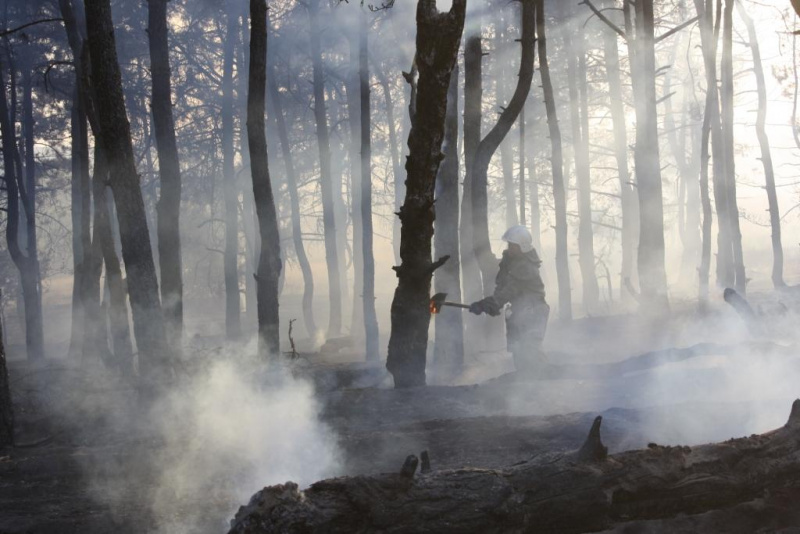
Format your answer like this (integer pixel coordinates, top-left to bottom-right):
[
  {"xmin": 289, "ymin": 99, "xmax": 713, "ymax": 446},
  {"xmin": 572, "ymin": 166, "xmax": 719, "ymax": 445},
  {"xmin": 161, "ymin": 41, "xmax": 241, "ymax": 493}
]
[
  {"xmin": 468, "ymin": 300, "xmax": 485, "ymax": 315},
  {"xmin": 470, "ymin": 297, "xmax": 501, "ymax": 317}
]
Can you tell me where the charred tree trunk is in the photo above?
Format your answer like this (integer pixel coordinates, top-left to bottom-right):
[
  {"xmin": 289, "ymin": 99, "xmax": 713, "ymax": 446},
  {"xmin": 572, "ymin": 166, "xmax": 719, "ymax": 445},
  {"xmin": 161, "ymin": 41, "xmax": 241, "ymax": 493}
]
[
  {"xmin": 460, "ymin": 34, "xmax": 485, "ymax": 334},
  {"xmin": 85, "ymin": 0, "xmax": 171, "ymax": 377},
  {"xmin": 434, "ymin": 65, "xmax": 464, "ymax": 375},
  {"xmin": 247, "ymin": 0, "xmax": 282, "ymax": 356},
  {"xmin": 230, "ymin": 400, "xmax": 800, "ymax": 534},
  {"xmin": 471, "ymin": 0, "xmax": 535, "ymax": 292},
  {"xmin": 600, "ymin": 0, "xmax": 636, "ymax": 302},
  {"xmin": 266, "ymin": 38, "xmax": 317, "ymax": 342},
  {"xmin": 385, "ymin": 0, "xmax": 466, "ymax": 388},
  {"xmin": 0, "ymin": 61, "xmax": 44, "ymax": 361},
  {"xmin": 720, "ymin": 0, "xmax": 745, "ymax": 294},
  {"xmin": 537, "ymin": 0, "xmax": 572, "ymax": 320},
  {"xmin": 737, "ymin": 2, "xmax": 783, "ymax": 289},
  {"xmin": 307, "ymin": 0, "xmax": 344, "ymax": 338},
  {"xmin": 222, "ymin": 3, "xmax": 242, "ymax": 340},
  {"xmin": 563, "ymin": 6, "xmax": 599, "ymax": 313},
  {"xmin": 148, "ymin": 0, "xmax": 184, "ymax": 348},
  {"xmin": 359, "ymin": 10, "xmax": 380, "ymax": 361},
  {"xmin": 631, "ymin": 0, "xmax": 668, "ymax": 310}
]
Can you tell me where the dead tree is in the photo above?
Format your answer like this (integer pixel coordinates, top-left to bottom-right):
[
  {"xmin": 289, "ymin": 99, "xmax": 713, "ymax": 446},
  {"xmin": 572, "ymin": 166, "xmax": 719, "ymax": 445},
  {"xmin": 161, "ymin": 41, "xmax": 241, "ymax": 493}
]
[
  {"xmin": 307, "ymin": 0, "xmax": 344, "ymax": 338},
  {"xmin": 537, "ymin": 0, "xmax": 572, "ymax": 320},
  {"xmin": 359, "ymin": 8, "xmax": 379, "ymax": 361},
  {"xmin": 148, "ymin": 0, "xmax": 184, "ymax": 347},
  {"xmin": 470, "ymin": 0, "xmax": 535, "ymax": 293},
  {"xmin": 85, "ymin": 0, "xmax": 171, "ymax": 377},
  {"xmin": 385, "ymin": 0, "xmax": 466, "ymax": 388},
  {"xmin": 247, "ymin": 0, "xmax": 282, "ymax": 356},
  {"xmin": 433, "ymin": 65, "xmax": 464, "ymax": 374},
  {"xmin": 266, "ymin": 34, "xmax": 317, "ymax": 341},
  {"xmin": 737, "ymin": 1, "xmax": 784, "ymax": 289},
  {"xmin": 229, "ymin": 400, "xmax": 800, "ymax": 533},
  {"xmin": 0, "ymin": 59, "xmax": 44, "ymax": 361}
]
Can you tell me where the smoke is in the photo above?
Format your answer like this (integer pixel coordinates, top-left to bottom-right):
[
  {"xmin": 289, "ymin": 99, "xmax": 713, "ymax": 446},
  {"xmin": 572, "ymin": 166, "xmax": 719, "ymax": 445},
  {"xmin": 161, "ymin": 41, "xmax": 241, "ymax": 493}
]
[{"xmin": 73, "ymin": 346, "xmax": 341, "ymax": 534}]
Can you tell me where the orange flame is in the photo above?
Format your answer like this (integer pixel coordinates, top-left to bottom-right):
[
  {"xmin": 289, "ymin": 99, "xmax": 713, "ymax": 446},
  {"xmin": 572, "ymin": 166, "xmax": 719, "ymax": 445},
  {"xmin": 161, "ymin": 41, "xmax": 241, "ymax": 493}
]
[{"xmin": 429, "ymin": 299, "xmax": 439, "ymax": 314}]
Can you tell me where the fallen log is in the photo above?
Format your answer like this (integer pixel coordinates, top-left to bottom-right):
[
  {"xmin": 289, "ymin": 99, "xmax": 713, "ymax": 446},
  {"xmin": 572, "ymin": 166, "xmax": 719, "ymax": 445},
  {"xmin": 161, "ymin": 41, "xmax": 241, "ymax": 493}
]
[{"xmin": 229, "ymin": 399, "xmax": 800, "ymax": 533}]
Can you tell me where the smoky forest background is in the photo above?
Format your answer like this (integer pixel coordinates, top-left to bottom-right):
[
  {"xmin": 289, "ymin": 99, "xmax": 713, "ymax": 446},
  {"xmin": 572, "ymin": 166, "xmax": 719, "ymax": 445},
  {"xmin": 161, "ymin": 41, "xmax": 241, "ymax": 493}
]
[{"xmin": 3, "ymin": 0, "xmax": 800, "ymax": 532}]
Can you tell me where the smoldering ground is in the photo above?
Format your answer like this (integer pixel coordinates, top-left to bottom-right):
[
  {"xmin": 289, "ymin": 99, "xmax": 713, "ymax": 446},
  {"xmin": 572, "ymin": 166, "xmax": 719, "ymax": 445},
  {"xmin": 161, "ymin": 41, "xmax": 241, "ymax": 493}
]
[{"xmin": 4, "ymin": 342, "xmax": 341, "ymax": 534}]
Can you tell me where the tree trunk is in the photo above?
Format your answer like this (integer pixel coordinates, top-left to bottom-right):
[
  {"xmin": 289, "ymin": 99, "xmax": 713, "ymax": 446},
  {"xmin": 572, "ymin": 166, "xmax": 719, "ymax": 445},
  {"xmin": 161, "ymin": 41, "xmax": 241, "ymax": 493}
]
[
  {"xmin": 229, "ymin": 400, "xmax": 800, "ymax": 533},
  {"xmin": 100, "ymin": 187, "xmax": 134, "ymax": 372},
  {"xmin": 460, "ymin": 33, "xmax": 486, "ymax": 349},
  {"xmin": 222, "ymin": 2, "xmax": 242, "ymax": 340},
  {"xmin": 737, "ymin": 2, "xmax": 783, "ymax": 289},
  {"xmin": 148, "ymin": 0, "xmax": 184, "ymax": 348},
  {"xmin": 266, "ymin": 38, "xmax": 317, "ymax": 342},
  {"xmin": 537, "ymin": 0, "xmax": 572, "ymax": 320},
  {"xmin": 631, "ymin": 0, "xmax": 668, "ymax": 310},
  {"xmin": 497, "ymin": 10, "xmax": 518, "ymax": 229},
  {"xmin": 434, "ymin": 65, "xmax": 464, "ymax": 375},
  {"xmin": 663, "ymin": 28, "xmax": 700, "ymax": 287},
  {"xmin": 0, "ymin": 61, "xmax": 44, "ymax": 361},
  {"xmin": 600, "ymin": 0, "xmax": 636, "ymax": 301},
  {"xmin": 240, "ymin": 7, "xmax": 259, "ymax": 333},
  {"xmin": 385, "ymin": 0, "xmax": 466, "ymax": 388},
  {"xmin": 519, "ymin": 104, "xmax": 526, "ymax": 228},
  {"xmin": 720, "ymin": 0, "xmax": 745, "ymax": 294},
  {"xmin": 81, "ymin": 144, "xmax": 110, "ymax": 364},
  {"xmin": 694, "ymin": 0, "xmax": 721, "ymax": 304},
  {"xmin": 247, "ymin": 0, "xmax": 282, "ymax": 357},
  {"xmin": 376, "ymin": 67, "xmax": 404, "ymax": 268},
  {"xmin": 84, "ymin": 0, "xmax": 171, "ymax": 378},
  {"xmin": 563, "ymin": 5, "xmax": 599, "ymax": 313},
  {"xmin": 346, "ymin": 32, "xmax": 364, "ymax": 341},
  {"xmin": 307, "ymin": 0, "xmax": 344, "ymax": 337},
  {"xmin": 68, "ymin": 81, "xmax": 91, "ymax": 358},
  {"xmin": 359, "ymin": 9, "xmax": 380, "ymax": 361},
  {"xmin": 471, "ymin": 0, "xmax": 535, "ymax": 292},
  {"xmin": 0, "ymin": 305, "xmax": 13, "ymax": 447}
]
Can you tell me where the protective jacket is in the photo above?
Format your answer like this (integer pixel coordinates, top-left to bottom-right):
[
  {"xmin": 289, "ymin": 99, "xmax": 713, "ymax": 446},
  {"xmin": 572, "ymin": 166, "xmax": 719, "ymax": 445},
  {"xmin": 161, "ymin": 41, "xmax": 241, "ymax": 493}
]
[{"xmin": 490, "ymin": 249, "xmax": 549, "ymax": 369}]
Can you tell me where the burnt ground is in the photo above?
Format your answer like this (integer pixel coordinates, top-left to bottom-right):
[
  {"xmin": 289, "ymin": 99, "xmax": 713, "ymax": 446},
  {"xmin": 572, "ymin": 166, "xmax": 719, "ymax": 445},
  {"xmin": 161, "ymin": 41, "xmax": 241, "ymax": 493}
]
[{"xmin": 1, "ymin": 296, "xmax": 800, "ymax": 533}]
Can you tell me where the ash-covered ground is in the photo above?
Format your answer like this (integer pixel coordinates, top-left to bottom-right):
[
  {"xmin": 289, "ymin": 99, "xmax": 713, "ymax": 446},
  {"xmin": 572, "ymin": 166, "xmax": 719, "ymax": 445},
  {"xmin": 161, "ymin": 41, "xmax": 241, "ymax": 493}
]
[{"xmin": 1, "ymin": 291, "xmax": 799, "ymax": 533}]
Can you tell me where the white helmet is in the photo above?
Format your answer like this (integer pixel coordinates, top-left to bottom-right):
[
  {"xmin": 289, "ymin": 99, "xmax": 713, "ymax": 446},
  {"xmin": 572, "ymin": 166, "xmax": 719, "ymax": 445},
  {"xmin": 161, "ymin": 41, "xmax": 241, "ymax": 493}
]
[{"xmin": 501, "ymin": 225, "xmax": 534, "ymax": 253}]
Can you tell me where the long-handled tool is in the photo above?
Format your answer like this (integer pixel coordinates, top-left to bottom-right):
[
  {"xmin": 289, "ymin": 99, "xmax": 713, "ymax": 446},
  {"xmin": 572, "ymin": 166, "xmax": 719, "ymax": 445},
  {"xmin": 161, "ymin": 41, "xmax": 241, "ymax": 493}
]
[{"xmin": 430, "ymin": 292, "xmax": 470, "ymax": 314}]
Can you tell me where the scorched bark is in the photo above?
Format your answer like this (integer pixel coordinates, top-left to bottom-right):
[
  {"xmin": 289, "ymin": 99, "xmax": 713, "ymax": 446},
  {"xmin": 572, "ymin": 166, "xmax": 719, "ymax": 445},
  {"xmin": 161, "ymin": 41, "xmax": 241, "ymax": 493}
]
[{"xmin": 385, "ymin": 0, "xmax": 466, "ymax": 388}]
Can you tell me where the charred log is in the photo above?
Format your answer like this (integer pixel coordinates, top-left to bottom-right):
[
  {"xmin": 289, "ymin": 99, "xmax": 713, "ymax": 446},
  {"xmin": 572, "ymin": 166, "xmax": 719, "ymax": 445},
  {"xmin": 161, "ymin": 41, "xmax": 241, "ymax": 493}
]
[{"xmin": 230, "ymin": 400, "xmax": 800, "ymax": 533}]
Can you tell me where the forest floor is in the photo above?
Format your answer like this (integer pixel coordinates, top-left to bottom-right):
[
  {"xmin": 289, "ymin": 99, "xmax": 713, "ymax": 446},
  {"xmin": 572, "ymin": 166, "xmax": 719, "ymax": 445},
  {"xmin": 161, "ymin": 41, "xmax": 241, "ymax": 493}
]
[{"xmin": 1, "ymin": 290, "xmax": 800, "ymax": 533}]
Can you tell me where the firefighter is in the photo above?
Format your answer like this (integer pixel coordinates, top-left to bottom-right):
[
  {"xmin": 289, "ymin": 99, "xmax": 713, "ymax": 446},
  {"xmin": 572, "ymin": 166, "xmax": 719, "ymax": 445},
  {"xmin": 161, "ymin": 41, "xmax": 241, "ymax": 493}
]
[{"xmin": 469, "ymin": 225, "xmax": 550, "ymax": 372}]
